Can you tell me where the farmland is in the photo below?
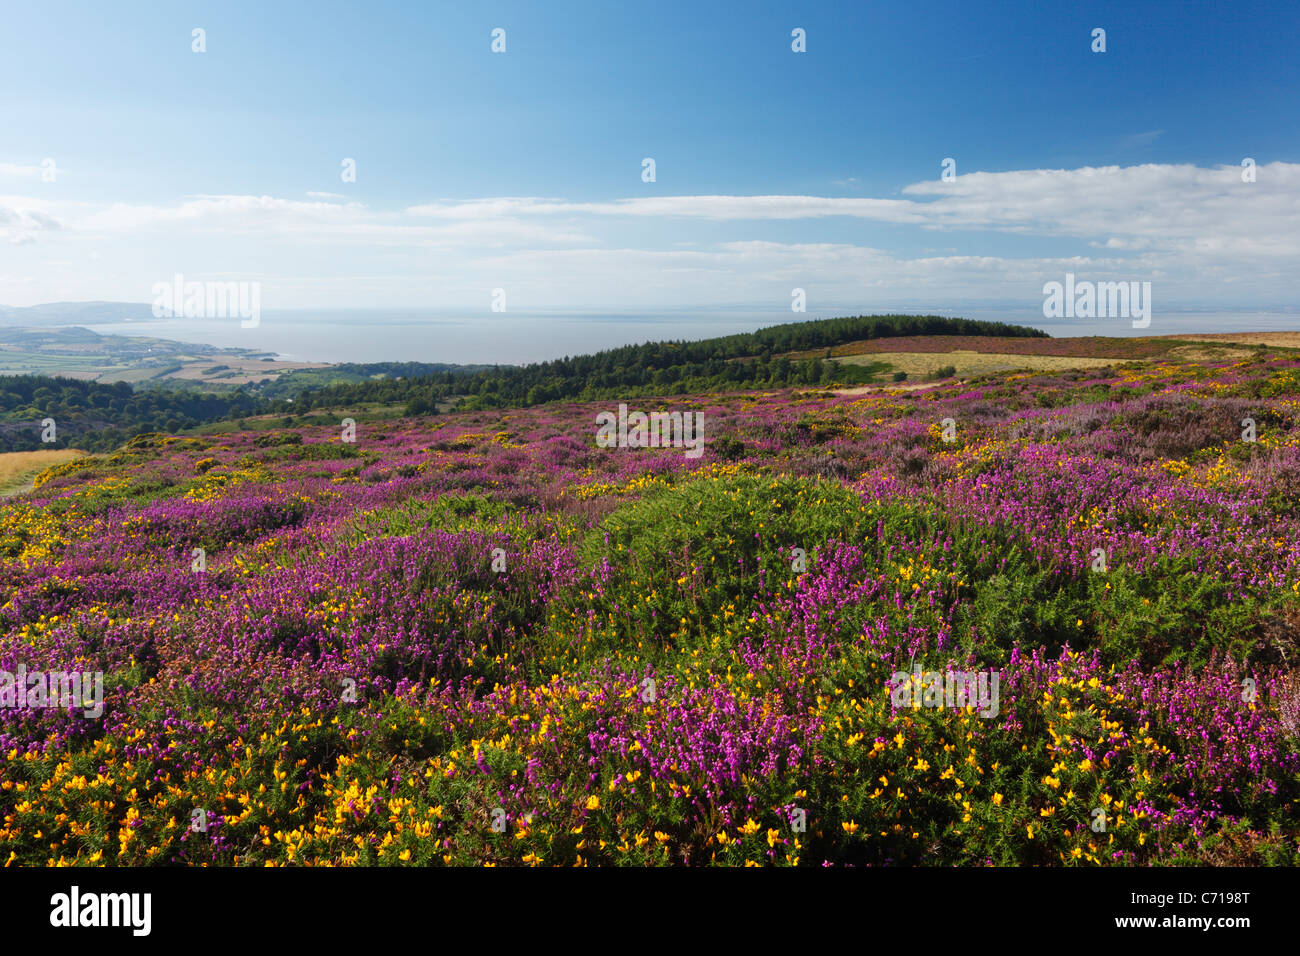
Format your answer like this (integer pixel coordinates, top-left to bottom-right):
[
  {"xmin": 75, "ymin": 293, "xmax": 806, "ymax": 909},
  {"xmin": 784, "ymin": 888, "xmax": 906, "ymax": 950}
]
[{"xmin": 0, "ymin": 325, "xmax": 321, "ymax": 386}]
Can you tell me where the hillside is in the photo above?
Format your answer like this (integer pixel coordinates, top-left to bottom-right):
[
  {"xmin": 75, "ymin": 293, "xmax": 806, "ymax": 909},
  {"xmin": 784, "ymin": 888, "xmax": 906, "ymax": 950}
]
[
  {"xmin": 3, "ymin": 352, "xmax": 1299, "ymax": 866},
  {"xmin": 0, "ymin": 314, "xmax": 1044, "ymax": 450},
  {"xmin": 5, "ymin": 315, "xmax": 1296, "ymax": 454},
  {"xmin": 281, "ymin": 314, "xmax": 1049, "ymax": 412}
]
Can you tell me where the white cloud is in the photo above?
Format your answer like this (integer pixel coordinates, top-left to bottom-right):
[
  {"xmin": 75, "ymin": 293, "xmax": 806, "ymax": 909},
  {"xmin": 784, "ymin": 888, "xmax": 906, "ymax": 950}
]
[
  {"xmin": 64, "ymin": 194, "xmax": 594, "ymax": 247},
  {"xmin": 1117, "ymin": 130, "xmax": 1165, "ymax": 150},
  {"xmin": 3, "ymin": 163, "xmax": 1297, "ymax": 308},
  {"xmin": 455, "ymin": 241, "xmax": 1165, "ymax": 309},
  {"xmin": 406, "ymin": 195, "xmax": 927, "ymax": 222},
  {"xmin": 900, "ymin": 164, "xmax": 1299, "ymax": 254},
  {"xmin": 404, "ymin": 164, "xmax": 1299, "ymax": 256},
  {"xmin": 0, "ymin": 198, "xmax": 62, "ymax": 244},
  {"xmin": 0, "ymin": 164, "xmax": 43, "ymax": 180}
]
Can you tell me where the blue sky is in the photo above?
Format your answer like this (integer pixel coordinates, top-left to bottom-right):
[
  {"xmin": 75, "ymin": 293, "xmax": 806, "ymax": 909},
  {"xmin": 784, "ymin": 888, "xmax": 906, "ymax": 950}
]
[{"xmin": 2, "ymin": 0, "xmax": 1298, "ymax": 326}]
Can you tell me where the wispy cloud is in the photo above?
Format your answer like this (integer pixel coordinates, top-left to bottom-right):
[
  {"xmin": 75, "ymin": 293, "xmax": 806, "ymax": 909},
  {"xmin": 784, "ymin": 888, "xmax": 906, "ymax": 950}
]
[
  {"xmin": 3, "ymin": 163, "xmax": 1296, "ymax": 308},
  {"xmin": 0, "ymin": 163, "xmax": 44, "ymax": 180},
  {"xmin": 403, "ymin": 164, "xmax": 1298, "ymax": 254},
  {"xmin": 1117, "ymin": 130, "xmax": 1165, "ymax": 150},
  {"xmin": 0, "ymin": 198, "xmax": 62, "ymax": 244}
]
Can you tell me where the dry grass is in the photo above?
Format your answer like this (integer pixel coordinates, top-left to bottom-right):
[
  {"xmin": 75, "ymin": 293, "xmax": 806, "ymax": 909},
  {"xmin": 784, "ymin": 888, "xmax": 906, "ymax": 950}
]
[
  {"xmin": 1164, "ymin": 332, "xmax": 1300, "ymax": 349},
  {"xmin": 163, "ymin": 357, "xmax": 330, "ymax": 387},
  {"xmin": 1165, "ymin": 344, "xmax": 1258, "ymax": 362},
  {"xmin": 0, "ymin": 449, "xmax": 88, "ymax": 496},
  {"xmin": 830, "ymin": 382, "xmax": 939, "ymax": 397},
  {"xmin": 799, "ymin": 334, "xmax": 1182, "ymax": 361},
  {"xmin": 835, "ymin": 349, "xmax": 1135, "ymax": 380}
]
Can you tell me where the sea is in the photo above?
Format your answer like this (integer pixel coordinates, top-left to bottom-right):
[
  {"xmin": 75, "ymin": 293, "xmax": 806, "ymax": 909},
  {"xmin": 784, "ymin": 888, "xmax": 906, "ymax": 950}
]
[{"xmin": 85, "ymin": 308, "xmax": 1300, "ymax": 366}]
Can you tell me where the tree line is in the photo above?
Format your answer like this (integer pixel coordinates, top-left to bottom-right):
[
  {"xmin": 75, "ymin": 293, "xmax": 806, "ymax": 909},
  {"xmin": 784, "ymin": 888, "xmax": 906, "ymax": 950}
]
[
  {"xmin": 294, "ymin": 314, "xmax": 1045, "ymax": 413},
  {"xmin": 0, "ymin": 376, "xmax": 259, "ymax": 452},
  {"xmin": 0, "ymin": 315, "xmax": 1047, "ymax": 450}
]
